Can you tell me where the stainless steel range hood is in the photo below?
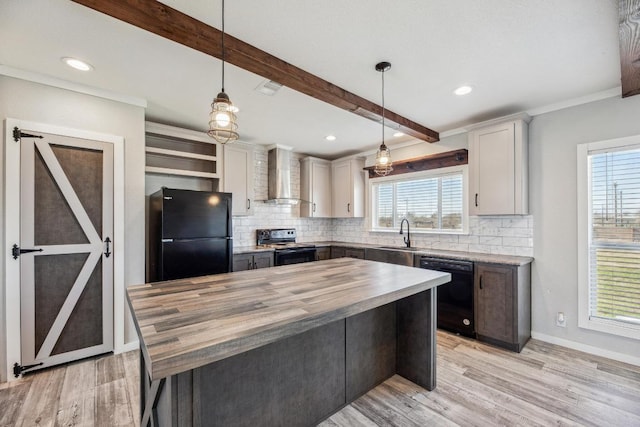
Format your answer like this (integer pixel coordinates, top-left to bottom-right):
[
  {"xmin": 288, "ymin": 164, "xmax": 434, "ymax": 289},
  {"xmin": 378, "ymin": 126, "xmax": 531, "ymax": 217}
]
[{"xmin": 267, "ymin": 146, "xmax": 299, "ymax": 204}]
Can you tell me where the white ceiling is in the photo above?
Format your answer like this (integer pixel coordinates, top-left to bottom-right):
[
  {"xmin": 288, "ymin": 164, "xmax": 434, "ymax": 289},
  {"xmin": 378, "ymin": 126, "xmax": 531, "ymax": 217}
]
[{"xmin": 0, "ymin": 0, "xmax": 621, "ymax": 159}]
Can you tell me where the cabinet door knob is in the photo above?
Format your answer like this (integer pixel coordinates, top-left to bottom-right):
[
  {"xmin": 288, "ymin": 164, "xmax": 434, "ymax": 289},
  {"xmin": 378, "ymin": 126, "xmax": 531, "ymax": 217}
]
[
  {"xmin": 313, "ymin": 203, "xmax": 316, "ymax": 213},
  {"xmin": 479, "ymin": 275, "xmax": 483, "ymax": 289},
  {"xmin": 475, "ymin": 193, "xmax": 478, "ymax": 207},
  {"xmin": 347, "ymin": 203, "xmax": 350, "ymax": 213},
  {"xmin": 247, "ymin": 199, "xmax": 251, "ymax": 210}
]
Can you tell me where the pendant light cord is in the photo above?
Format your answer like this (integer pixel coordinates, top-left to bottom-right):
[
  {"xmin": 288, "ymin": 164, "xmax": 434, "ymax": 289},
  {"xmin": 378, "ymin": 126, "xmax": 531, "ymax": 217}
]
[
  {"xmin": 221, "ymin": 0, "xmax": 225, "ymax": 93},
  {"xmin": 381, "ymin": 68, "xmax": 385, "ymax": 145}
]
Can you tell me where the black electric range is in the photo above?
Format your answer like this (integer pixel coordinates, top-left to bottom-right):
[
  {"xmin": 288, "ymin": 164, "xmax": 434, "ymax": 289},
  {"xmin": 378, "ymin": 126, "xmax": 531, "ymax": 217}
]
[{"xmin": 256, "ymin": 229, "xmax": 317, "ymax": 266}]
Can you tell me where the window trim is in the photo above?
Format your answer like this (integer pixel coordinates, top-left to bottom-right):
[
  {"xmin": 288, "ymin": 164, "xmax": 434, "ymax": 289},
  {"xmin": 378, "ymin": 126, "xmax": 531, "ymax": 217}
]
[
  {"xmin": 577, "ymin": 135, "xmax": 640, "ymax": 340},
  {"xmin": 367, "ymin": 165, "xmax": 469, "ymax": 234}
]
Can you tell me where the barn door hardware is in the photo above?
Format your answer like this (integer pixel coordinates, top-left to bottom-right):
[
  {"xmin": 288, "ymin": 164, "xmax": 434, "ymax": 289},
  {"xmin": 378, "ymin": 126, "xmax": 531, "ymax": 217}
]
[
  {"xmin": 104, "ymin": 237, "xmax": 111, "ymax": 258},
  {"xmin": 12, "ymin": 244, "xmax": 43, "ymax": 260},
  {"xmin": 13, "ymin": 361, "xmax": 43, "ymax": 377},
  {"xmin": 13, "ymin": 127, "xmax": 44, "ymax": 142}
]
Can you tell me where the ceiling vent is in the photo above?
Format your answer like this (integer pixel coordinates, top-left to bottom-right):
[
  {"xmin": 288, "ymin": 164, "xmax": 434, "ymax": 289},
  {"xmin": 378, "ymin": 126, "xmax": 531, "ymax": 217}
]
[{"xmin": 255, "ymin": 79, "xmax": 283, "ymax": 96}]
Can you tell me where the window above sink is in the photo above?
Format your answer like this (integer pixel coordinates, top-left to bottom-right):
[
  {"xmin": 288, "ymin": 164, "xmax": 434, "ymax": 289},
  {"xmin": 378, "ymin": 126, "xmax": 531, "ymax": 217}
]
[{"xmin": 369, "ymin": 165, "xmax": 469, "ymax": 235}]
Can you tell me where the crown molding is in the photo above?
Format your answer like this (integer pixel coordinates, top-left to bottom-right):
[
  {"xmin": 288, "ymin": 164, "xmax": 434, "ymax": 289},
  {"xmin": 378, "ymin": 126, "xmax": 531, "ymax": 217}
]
[{"xmin": 0, "ymin": 64, "xmax": 147, "ymax": 108}]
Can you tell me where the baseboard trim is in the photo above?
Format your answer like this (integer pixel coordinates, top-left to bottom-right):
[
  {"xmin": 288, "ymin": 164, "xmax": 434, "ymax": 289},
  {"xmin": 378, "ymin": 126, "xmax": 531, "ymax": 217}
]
[
  {"xmin": 531, "ymin": 331, "xmax": 640, "ymax": 367},
  {"xmin": 116, "ymin": 340, "xmax": 140, "ymax": 354}
]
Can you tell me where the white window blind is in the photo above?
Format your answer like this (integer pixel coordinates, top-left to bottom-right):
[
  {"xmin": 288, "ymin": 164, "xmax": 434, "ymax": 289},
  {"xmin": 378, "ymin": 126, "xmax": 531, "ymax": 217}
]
[
  {"xmin": 588, "ymin": 147, "xmax": 640, "ymax": 327},
  {"xmin": 372, "ymin": 171, "xmax": 464, "ymax": 232}
]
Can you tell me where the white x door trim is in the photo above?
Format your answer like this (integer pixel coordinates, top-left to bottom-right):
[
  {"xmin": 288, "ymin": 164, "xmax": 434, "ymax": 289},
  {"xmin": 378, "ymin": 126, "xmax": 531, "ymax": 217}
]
[{"xmin": 3, "ymin": 118, "xmax": 126, "ymax": 382}]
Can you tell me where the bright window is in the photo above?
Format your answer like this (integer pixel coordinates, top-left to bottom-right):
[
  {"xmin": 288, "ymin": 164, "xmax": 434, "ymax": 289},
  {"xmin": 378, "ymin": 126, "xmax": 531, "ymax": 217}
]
[
  {"xmin": 370, "ymin": 167, "xmax": 467, "ymax": 233},
  {"xmin": 578, "ymin": 136, "xmax": 640, "ymax": 339}
]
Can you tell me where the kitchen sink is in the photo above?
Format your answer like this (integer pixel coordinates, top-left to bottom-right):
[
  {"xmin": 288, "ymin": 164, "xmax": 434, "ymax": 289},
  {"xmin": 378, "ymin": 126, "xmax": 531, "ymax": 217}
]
[{"xmin": 377, "ymin": 246, "xmax": 420, "ymax": 251}]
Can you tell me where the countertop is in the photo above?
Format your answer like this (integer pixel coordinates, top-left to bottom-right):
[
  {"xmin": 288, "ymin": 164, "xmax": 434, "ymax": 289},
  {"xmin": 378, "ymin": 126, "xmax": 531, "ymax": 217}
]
[
  {"xmin": 234, "ymin": 241, "xmax": 532, "ymax": 266},
  {"xmin": 127, "ymin": 258, "xmax": 450, "ymax": 381}
]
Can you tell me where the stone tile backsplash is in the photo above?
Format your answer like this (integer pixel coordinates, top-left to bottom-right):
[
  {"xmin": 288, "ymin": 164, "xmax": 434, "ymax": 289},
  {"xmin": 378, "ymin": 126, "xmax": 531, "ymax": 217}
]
[{"xmin": 233, "ymin": 146, "xmax": 533, "ymax": 257}]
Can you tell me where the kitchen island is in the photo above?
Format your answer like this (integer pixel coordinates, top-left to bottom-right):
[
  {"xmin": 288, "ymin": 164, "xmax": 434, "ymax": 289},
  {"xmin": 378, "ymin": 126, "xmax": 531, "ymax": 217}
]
[{"xmin": 127, "ymin": 258, "xmax": 450, "ymax": 427}]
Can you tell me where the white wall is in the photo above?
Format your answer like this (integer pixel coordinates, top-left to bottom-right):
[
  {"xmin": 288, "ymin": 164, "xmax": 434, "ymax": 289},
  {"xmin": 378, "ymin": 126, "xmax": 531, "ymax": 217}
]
[
  {"xmin": 0, "ymin": 76, "xmax": 146, "ymax": 380},
  {"xmin": 529, "ymin": 94, "xmax": 640, "ymax": 361}
]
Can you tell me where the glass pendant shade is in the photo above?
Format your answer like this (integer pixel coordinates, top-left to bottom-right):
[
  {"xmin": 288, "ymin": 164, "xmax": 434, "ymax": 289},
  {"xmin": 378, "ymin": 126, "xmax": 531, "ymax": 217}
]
[
  {"xmin": 374, "ymin": 143, "xmax": 393, "ymax": 176},
  {"xmin": 208, "ymin": 91, "xmax": 239, "ymax": 144}
]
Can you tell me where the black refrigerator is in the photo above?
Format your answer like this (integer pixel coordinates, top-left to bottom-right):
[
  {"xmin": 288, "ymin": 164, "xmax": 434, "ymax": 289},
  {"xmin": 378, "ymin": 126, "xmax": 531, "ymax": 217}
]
[{"xmin": 149, "ymin": 188, "xmax": 233, "ymax": 282}]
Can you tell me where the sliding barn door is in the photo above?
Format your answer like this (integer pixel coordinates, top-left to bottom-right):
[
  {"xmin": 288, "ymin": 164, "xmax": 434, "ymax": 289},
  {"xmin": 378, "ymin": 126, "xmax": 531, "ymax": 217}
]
[{"xmin": 18, "ymin": 130, "xmax": 113, "ymax": 373}]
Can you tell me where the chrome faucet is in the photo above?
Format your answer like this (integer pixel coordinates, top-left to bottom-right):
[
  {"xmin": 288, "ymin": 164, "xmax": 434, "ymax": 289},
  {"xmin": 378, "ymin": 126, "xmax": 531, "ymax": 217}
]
[{"xmin": 399, "ymin": 218, "xmax": 411, "ymax": 248}]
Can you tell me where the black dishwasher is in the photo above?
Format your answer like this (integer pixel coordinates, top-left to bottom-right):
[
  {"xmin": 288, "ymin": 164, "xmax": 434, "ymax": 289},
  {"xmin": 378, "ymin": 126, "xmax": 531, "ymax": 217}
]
[{"xmin": 419, "ymin": 257, "xmax": 475, "ymax": 337}]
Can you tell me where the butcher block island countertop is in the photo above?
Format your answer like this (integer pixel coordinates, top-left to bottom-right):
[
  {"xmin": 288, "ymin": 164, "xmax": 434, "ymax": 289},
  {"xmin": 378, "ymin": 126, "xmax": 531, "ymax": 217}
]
[{"xmin": 127, "ymin": 257, "xmax": 450, "ymax": 381}]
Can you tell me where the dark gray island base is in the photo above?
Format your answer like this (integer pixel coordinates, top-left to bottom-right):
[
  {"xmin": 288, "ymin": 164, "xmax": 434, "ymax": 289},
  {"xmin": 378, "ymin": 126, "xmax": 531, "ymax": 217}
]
[{"xmin": 127, "ymin": 258, "xmax": 450, "ymax": 427}]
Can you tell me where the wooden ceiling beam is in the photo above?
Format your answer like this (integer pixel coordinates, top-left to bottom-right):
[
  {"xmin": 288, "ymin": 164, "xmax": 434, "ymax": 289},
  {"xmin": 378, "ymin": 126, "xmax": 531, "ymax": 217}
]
[
  {"xmin": 70, "ymin": 0, "xmax": 439, "ymax": 142},
  {"xmin": 363, "ymin": 149, "xmax": 468, "ymax": 179},
  {"xmin": 619, "ymin": 0, "xmax": 640, "ymax": 97}
]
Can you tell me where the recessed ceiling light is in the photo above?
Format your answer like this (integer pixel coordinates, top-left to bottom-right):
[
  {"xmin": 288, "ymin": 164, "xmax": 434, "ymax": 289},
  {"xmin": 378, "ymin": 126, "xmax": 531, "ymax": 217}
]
[
  {"xmin": 454, "ymin": 85, "xmax": 473, "ymax": 96},
  {"xmin": 325, "ymin": 135, "xmax": 336, "ymax": 141},
  {"xmin": 393, "ymin": 132, "xmax": 404, "ymax": 137},
  {"xmin": 62, "ymin": 57, "xmax": 93, "ymax": 71}
]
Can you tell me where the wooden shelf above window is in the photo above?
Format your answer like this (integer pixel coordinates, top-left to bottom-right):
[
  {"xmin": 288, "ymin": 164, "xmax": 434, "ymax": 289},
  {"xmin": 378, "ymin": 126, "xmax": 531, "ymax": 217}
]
[{"xmin": 364, "ymin": 148, "xmax": 468, "ymax": 178}]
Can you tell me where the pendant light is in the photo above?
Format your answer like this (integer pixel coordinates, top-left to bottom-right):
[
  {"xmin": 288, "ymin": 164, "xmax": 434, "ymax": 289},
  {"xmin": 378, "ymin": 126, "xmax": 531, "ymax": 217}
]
[
  {"xmin": 374, "ymin": 61, "xmax": 393, "ymax": 176},
  {"xmin": 207, "ymin": 0, "xmax": 239, "ymax": 143}
]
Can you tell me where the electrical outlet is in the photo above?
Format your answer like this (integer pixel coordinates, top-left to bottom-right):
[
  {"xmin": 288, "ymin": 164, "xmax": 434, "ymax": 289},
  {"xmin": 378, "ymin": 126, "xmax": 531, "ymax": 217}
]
[{"xmin": 556, "ymin": 312, "xmax": 566, "ymax": 327}]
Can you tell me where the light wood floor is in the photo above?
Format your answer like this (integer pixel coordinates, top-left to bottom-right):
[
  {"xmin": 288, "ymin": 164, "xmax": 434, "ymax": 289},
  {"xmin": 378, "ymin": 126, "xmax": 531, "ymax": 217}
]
[{"xmin": 2, "ymin": 331, "xmax": 639, "ymax": 426}]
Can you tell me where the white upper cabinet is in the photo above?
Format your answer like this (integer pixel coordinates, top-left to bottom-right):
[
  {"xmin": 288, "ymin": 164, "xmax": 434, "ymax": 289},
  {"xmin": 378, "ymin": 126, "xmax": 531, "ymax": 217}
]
[
  {"xmin": 331, "ymin": 158, "xmax": 365, "ymax": 218},
  {"xmin": 469, "ymin": 118, "xmax": 529, "ymax": 215},
  {"xmin": 223, "ymin": 144, "xmax": 254, "ymax": 216},
  {"xmin": 300, "ymin": 157, "xmax": 332, "ymax": 217}
]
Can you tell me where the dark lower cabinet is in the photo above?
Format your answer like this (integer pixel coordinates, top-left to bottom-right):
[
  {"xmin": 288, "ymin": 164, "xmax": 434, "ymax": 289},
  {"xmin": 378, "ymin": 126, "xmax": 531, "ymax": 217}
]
[
  {"xmin": 474, "ymin": 262, "xmax": 531, "ymax": 352},
  {"xmin": 330, "ymin": 246, "xmax": 365, "ymax": 259},
  {"xmin": 253, "ymin": 252, "xmax": 273, "ymax": 269},
  {"xmin": 315, "ymin": 247, "xmax": 331, "ymax": 261},
  {"xmin": 364, "ymin": 248, "xmax": 414, "ymax": 266},
  {"xmin": 233, "ymin": 251, "xmax": 273, "ymax": 271}
]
